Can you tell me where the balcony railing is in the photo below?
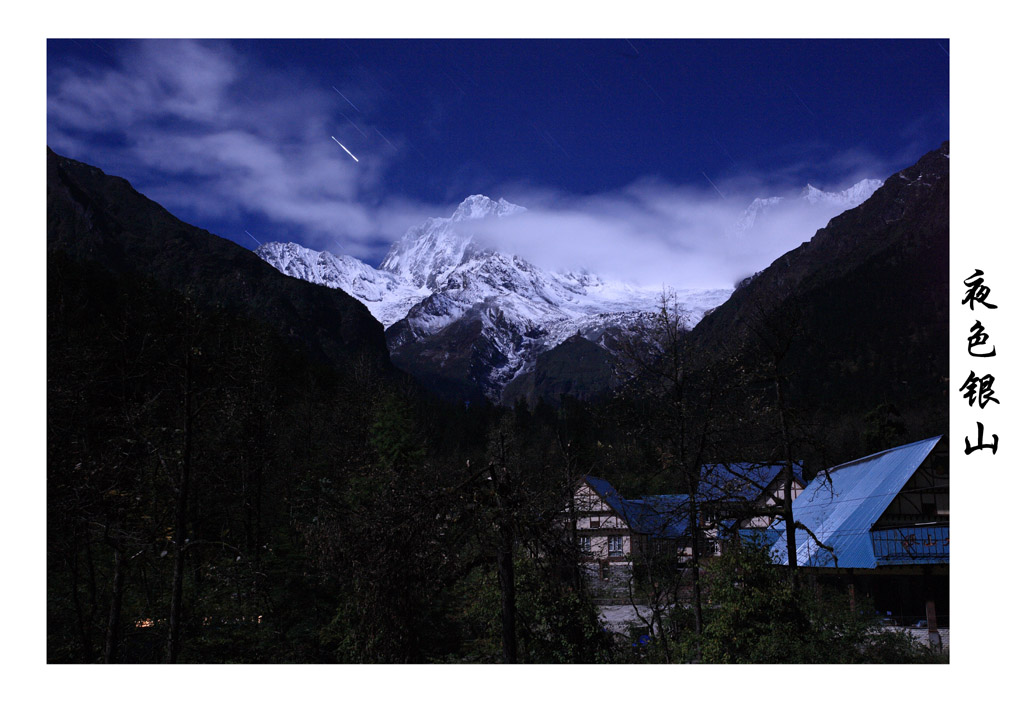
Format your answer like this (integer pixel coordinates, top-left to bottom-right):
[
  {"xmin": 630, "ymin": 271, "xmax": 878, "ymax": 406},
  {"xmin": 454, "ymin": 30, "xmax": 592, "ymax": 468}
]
[{"xmin": 871, "ymin": 524, "xmax": 949, "ymax": 562}]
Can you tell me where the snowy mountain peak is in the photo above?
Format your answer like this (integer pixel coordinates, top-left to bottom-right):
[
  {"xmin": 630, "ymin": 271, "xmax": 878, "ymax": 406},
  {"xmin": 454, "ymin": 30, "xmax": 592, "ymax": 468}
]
[
  {"xmin": 800, "ymin": 183, "xmax": 825, "ymax": 201},
  {"xmin": 738, "ymin": 178, "xmax": 883, "ymax": 234},
  {"xmin": 736, "ymin": 196, "xmax": 783, "ymax": 231},
  {"xmin": 841, "ymin": 178, "xmax": 885, "ymax": 202},
  {"xmin": 379, "ymin": 194, "xmax": 526, "ymax": 288},
  {"xmin": 452, "ymin": 194, "xmax": 526, "ymax": 222},
  {"xmin": 799, "ymin": 178, "xmax": 883, "ymax": 207}
]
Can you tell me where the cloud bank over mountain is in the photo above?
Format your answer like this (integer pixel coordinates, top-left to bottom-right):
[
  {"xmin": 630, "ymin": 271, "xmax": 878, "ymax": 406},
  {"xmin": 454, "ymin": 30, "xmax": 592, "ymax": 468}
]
[{"xmin": 459, "ymin": 177, "xmax": 882, "ymax": 290}]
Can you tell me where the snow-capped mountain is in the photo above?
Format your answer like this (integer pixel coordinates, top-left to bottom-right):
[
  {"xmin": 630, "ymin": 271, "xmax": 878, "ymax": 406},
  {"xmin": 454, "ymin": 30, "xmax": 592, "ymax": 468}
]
[
  {"xmin": 736, "ymin": 196, "xmax": 783, "ymax": 232},
  {"xmin": 257, "ymin": 195, "xmax": 730, "ymax": 402},
  {"xmin": 736, "ymin": 178, "xmax": 883, "ymax": 234},
  {"xmin": 257, "ymin": 178, "xmax": 882, "ymax": 403},
  {"xmin": 379, "ymin": 195, "xmax": 525, "ymax": 288},
  {"xmin": 257, "ymin": 241, "xmax": 429, "ymax": 327},
  {"xmin": 384, "ymin": 240, "xmax": 729, "ymax": 400}
]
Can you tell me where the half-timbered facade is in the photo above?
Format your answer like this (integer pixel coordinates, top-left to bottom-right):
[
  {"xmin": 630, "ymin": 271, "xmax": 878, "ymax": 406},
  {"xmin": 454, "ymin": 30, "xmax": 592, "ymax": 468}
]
[{"xmin": 573, "ymin": 477, "xmax": 635, "ymax": 573}]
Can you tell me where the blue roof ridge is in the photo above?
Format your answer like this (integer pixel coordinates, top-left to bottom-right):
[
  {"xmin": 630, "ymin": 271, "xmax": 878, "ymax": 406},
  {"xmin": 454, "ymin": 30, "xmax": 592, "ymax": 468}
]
[
  {"xmin": 703, "ymin": 461, "xmax": 806, "ymax": 483},
  {"xmin": 824, "ymin": 435, "xmax": 943, "ymax": 475},
  {"xmin": 771, "ymin": 435, "xmax": 946, "ymax": 568}
]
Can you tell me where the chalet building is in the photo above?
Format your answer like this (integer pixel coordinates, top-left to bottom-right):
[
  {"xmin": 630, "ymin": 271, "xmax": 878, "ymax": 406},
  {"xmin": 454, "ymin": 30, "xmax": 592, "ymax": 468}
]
[
  {"xmin": 574, "ymin": 437, "xmax": 948, "ymax": 643},
  {"xmin": 767, "ymin": 435, "xmax": 949, "ymax": 641},
  {"xmin": 573, "ymin": 465, "xmax": 805, "ymax": 587}
]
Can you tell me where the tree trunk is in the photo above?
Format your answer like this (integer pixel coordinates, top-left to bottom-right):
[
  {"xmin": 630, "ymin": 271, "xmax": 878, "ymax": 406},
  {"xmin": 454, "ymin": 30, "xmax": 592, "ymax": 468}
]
[
  {"xmin": 775, "ymin": 376, "xmax": 799, "ymax": 576},
  {"xmin": 650, "ymin": 592, "xmax": 672, "ymax": 663},
  {"xmin": 687, "ymin": 470, "xmax": 703, "ymax": 660},
  {"xmin": 166, "ymin": 341, "xmax": 192, "ymax": 664},
  {"xmin": 489, "ymin": 444, "xmax": 517, "ymax": 664},
  {"xmin": 103, "ymin": 548, "xmax": 125, "ymax": 663},
  {"xmin": 69, "ymin": 538, "xmax": 95, "ymax": 662},
  {"xmin": 496, "ymin": 538, "xmax": 517, "ymax": 664}
]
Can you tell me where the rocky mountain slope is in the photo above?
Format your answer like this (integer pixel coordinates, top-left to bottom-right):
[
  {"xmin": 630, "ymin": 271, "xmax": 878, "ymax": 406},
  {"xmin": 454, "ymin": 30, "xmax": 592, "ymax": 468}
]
[{"xmin": 686, "ymin": 143, "xmax": 950, "ymax": 445}]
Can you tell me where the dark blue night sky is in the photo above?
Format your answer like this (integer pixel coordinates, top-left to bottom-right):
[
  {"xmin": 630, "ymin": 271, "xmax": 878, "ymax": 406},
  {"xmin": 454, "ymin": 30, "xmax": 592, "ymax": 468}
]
[{"xmin": 47, "ymin": 39, "xmax": 948, "ymax": 273}]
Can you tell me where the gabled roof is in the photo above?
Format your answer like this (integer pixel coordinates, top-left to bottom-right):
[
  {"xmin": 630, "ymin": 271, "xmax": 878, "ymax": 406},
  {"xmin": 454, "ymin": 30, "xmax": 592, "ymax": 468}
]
[
  {"xmin": 768, "ymin": 436, "xmax": 943, "ymax": 569},
  {"xmin": 626, "ymin": 495, "xmax": 690, "ymax": 538},
  {"xmin": 700, "ymin": 462, "xmax": 805, "ymax": 504},
  {"xmin": 582, "ymin": 464, "xmax": 799, "ymax": 540},
  {"xmin": 582, "ymin": 475, "xmax": 629, "ymax": 517},
  {"xmin": 582, "ymin": 476, "xmax": 682, "ymax": 536}
]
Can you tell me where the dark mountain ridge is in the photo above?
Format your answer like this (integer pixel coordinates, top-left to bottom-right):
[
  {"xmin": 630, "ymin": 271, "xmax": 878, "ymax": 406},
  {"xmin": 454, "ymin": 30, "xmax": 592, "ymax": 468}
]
[
  {"xmin": 685, "ymin": 142, "xmax": 950, "ymax": 442},
  {"xmin": 47, "ymin": 148, "xmax": 392, "ymax": 374}
]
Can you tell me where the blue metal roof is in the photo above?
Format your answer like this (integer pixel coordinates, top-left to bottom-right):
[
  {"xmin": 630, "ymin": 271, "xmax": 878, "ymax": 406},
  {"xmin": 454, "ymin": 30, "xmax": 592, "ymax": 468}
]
[
  {"xmin": 700, "ymin": 462, "xmax": 805, "ymax": 503},
  {"xmin": 583, "ymin": 464, "xmax": 802, "ymax": 540},
  {"xmin": 627, "ymin": 495, "xmax": 690, "ymax": 538},
  {"xmin": 582, "ymin": 475, "xmax": 634, "ymax": 521},
  {"xmin": 582, "ymin": 475, "xmax": 624, "ymax": 510},
  {"xmin": 768, "ymin": 436, "xmax": 943, "ymax": 569},
  {"xmin": 737, "ymin": 524, "xmax": 786, "ymax": 548},
  {"xmin": 582, "ymin": 476, "xmax": 689, "ymax": 537}
]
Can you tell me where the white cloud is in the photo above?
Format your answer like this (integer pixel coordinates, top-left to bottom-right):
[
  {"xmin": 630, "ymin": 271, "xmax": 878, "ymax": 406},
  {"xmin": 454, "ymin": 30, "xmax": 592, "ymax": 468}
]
[
  {"xmin": 47, "ymin": 39, "xmax": 415, "ymax": 261},
  {"xmin": 464, "ymin": 175, "xmax": 881, "ymax": 290}
]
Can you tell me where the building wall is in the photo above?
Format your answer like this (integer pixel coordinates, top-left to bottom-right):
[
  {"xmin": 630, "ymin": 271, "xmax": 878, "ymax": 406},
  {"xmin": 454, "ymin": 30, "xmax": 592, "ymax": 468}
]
[
  {"xmin": 878, "ymin": 464, "xmax": 949, "ymax": 525},
  {"xmin": 740, "ymin": 476, "xmax": 805, "ymax": 528},
  {"xmin": 574, "ymin": 482, "xmax": 632, "ymax": 562}
]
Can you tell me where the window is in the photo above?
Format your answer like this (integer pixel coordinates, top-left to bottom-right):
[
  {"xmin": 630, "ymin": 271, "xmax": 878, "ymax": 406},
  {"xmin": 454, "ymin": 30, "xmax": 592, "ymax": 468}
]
[
  {"xmin": 608, "ymin": 535, "xmax": 623, "ymax": 556},
  {"xmin": 578, "ymin": 536, "xmax": 592, "ymax": 554},
  {"xmin": 590, "ymin": 516, "xmax": 601, "ymax": 529}
]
